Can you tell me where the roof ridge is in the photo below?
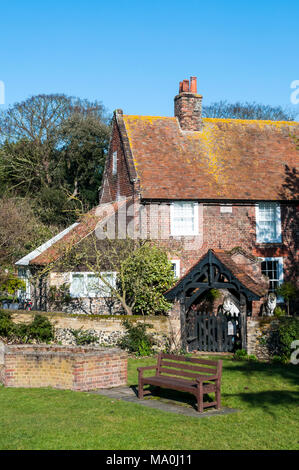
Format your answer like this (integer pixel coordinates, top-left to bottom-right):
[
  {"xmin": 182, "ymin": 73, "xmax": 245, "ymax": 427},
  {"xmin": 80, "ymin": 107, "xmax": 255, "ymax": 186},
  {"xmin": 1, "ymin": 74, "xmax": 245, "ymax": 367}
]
[{"xmin": 122, "ymin": 114, "xmax": 299, "ymax": 125}]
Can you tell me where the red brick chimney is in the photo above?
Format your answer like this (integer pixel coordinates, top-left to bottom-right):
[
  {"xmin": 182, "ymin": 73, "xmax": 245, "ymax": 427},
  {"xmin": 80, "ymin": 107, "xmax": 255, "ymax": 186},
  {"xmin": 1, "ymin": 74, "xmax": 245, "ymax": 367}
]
[{"xmin": 174, "ymin": 76, "xmax": 203, "ymax": 131}]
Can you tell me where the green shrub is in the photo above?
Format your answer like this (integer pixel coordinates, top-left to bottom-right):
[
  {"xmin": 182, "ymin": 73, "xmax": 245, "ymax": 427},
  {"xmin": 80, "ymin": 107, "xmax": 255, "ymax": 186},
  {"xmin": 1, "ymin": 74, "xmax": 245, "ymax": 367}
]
[
  {"xmin": 233, "ymin": 349, "xmax": 248, "ymax": 360},
  {"xmin": 271, "ymin": 317, "xmax": 299, "ymax": 362},
  {"xmin": 118, "ymin": 319, "xmax": 156, "ymax": 356},
  {"xmin": 0, "ymin": 309, "xmax": 15, "ymax": 338},
  {"xmin": 0, "ymin": 311, "xmax": 54, "ymax": 344},
  {"xmin": 14, "ymin": 315, "xmax": 54, "ymax": 344},
  {"xmin": 233, "ymin": 349, "xmax": 258, "ymax": 362},
  {"xmin": 70, "ymin": 328, "xmax": 99, "ymax": 346},
  {"xmin": 120, "ymin": 244, "xmax": 175, "ymax": 315},
  {"xmin": 274, "ymin": 306, "xmax": 286, "ymax": 317},
  {"xmin": 276, "ymin": 282, "xmax": 298, "ymax": 316}
]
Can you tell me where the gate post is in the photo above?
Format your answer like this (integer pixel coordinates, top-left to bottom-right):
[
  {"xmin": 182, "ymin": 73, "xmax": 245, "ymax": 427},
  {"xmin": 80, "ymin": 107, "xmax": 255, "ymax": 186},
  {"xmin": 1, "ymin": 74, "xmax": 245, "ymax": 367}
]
[{"xmin": 240, "ymin": 294, "xmax": 247, "ymax": 350}]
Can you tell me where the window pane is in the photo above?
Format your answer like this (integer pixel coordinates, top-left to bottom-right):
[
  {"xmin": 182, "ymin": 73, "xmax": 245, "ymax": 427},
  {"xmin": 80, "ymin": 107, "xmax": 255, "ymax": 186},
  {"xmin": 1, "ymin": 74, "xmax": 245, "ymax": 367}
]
[
  {"xmin": 261, "ymin": 260, "xmax": 279, "ymax": 293},
  {"xmin": 173, "ymin": 203, "xmax": 195, "ymax": 235},
  {"xmin": 97, "ymin": 273, "xmax": 116, "ymax": 297},
  {"xmin": 71, "ymin": 274, "xmax": 85, "ymax": 297},
  {"xmin": 86, "ymin": 274, "xmax": 100, "ymax": 295},
  {"xmin": 257, "ymin": 203, "xmax": 279, "ymax": 242}
]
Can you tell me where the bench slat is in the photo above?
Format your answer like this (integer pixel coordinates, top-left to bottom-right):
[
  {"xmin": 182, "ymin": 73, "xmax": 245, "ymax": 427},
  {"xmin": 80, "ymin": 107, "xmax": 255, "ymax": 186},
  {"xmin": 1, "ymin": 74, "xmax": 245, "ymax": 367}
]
[
  {"xmin": 161, "ymin": 353, "xmax": 218, "ymax": 366},
  {"xmin": 159, "ymin": 366, "xmax": 217, "ymax": 381},
  {"xmin": 161, "ymin": 360, "xmax": 217, "ymax": 375}
]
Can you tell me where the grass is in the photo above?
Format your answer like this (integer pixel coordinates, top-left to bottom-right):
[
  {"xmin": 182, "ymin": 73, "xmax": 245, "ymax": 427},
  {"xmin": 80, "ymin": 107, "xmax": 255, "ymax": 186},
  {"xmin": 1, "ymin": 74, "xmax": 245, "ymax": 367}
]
[{"xmin": 0, "ymin": 355, "xmax": 298, "ymax": 450}]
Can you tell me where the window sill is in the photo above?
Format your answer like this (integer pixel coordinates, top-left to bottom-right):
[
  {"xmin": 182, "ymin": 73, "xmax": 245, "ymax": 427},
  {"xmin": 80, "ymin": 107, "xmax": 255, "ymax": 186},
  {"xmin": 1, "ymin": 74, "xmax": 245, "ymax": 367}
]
[{"xmin": 255, "ymin": 241, "xmax": 282, "ymax": 246}]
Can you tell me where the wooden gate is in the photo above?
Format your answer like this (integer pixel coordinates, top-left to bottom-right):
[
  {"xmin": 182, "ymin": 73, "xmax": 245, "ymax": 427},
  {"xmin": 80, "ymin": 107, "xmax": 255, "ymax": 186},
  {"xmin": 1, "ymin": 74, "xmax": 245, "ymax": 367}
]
[{"xmin": 186, "ymin": 311, "xmax": 244, "ymax": 352}]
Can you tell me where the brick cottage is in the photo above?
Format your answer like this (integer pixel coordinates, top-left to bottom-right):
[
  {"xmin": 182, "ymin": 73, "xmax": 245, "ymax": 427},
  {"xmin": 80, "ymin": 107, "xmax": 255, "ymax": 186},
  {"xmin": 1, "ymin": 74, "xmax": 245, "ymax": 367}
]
[{"xmin": 16, "ymin": 77, "xmax": 298, "ymax": 328}]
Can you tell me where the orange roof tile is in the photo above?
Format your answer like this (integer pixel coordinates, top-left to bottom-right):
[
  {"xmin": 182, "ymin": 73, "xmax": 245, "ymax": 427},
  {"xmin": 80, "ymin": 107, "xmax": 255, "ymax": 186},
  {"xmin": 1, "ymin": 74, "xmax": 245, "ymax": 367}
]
[
  {"xmin": 121, "ymin": 114, "xmax": 299, "ymax": 200},
  {"xmin": 29, "ymin": 199, "xmax": 131, "ymax": 265}
]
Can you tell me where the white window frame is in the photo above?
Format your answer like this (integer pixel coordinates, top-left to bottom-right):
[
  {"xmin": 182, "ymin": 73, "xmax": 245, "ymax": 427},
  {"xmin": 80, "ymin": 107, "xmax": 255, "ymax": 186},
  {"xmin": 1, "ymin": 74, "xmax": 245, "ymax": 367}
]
[
  {"xmin": 171, "ymin": 260, "xmax": 180, "ymax": 279},
  {"xmin": 260, "ymin": 257, "xmax": 284, "ymax": 302},
  {"xmin": 170, "ymin": 202, "xmax": 198, "ymax": 236},
  {"xmin": 220, "ymin": 204, "xmax": 232, "ymax": 213},
  {"xmin": 17, "ymin": 268, "xmax": 31, "ymax": 300},
  {"xmin": 256, "ymin": 202, "xmax": 282, "ymax": 243},
  {"xmin": 112, "ymin": 151, "xmax": 117, "ymax": 175},
  {"xmin": 69, "ymin": 272, "xmax": 117, "ymax": 298}
]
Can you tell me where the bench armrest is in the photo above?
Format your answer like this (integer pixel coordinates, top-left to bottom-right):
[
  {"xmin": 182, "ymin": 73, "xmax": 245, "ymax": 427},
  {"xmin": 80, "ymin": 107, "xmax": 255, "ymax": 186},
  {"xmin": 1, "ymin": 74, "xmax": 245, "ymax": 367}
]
[
  {"xmin": 137, "ymin": 365, "xmax": 158, "ymax": 376},
  {"xmin": 196, "ymin": 375, "xmax": 218, "ymax": 383}
]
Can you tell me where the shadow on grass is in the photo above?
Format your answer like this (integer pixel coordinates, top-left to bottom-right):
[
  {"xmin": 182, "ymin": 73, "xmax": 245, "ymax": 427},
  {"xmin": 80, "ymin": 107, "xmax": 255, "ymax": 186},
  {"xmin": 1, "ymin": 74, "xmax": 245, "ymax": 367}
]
[
  {"xmin": 227, "ymin": 390, "xmax": 299, "ymax": 417},
  {"xmin": 130, "ymin": 385, "xmax": 215, "ymax": 412},
  {"xmin": 224, "ymin": 360, "xmax": 299, "ymax": 387}
]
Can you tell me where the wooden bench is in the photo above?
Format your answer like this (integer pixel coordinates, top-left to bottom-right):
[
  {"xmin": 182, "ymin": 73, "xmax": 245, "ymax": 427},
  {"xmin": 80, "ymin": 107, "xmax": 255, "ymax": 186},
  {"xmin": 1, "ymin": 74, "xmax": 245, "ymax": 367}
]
[{"xmin": 137, "ymin": 353, "xmax": 222, "ymax": 413}]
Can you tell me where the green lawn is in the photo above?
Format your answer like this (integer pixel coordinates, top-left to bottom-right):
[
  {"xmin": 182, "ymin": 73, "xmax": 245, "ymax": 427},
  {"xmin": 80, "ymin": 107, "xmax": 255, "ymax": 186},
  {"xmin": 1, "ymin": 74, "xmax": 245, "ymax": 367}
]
[{"xmin": 0, "ymin": 356, "xmax": 298, "ymax": 450}]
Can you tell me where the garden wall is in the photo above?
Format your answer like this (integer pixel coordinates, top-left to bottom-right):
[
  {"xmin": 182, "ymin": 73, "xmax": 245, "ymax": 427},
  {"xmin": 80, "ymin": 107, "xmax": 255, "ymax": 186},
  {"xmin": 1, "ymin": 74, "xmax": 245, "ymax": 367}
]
[
  {"xmin": 0, "ymin": 343, "xmax": 127, "ymax": 391},
  {"xmin": 10, "ymin": 310, "xmax": 181, "ymax": 350},
  {"xmin": 247, "ymin": 317, "xmax": 279, "ymax": 360}
]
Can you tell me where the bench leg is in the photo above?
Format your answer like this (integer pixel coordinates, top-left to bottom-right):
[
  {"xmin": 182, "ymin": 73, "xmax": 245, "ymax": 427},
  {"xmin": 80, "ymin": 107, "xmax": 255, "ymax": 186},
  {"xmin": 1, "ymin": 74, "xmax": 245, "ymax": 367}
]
[
  {"xmin": 216, "ymin": 384, "xmax": 221, "ymax": 410},
  {"xmin": 197, "ymin": 383, "xmax": 203, "ymax": 413},
  {"xmin": 138, "ymin": 379, "xmax": 144, "ymax": 399}
]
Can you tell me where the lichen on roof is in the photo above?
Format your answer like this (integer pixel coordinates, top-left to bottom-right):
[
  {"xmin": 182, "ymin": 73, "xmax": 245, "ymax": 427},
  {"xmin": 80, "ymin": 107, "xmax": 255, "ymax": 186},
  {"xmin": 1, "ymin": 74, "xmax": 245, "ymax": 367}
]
[{"xmin": 120, "ymin": 114, "xmax": 299, "ymax": 200}]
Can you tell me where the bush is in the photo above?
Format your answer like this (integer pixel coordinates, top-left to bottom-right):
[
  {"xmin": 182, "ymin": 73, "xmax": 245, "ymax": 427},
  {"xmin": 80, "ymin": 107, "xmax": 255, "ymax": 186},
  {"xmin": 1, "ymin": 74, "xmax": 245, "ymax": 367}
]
[
  {"xmin": 70, "ymin": 328, "xmax": 99, "ymax": 346},
  {"xmin": 0, "ymin": 311, "xmax": 54, "ymax": 344},
  {"xmin": 120, "ymin": 244, "xmax": 175, "ymax": 315},
  {"xmin": 233, "ymin": 349, "xmax": 258, "ymax": 362},
  {"xmin": 14, "ymin": 315, "xmax": 54, "ymax": 344},
  {"xmin": 118, "ymin": 319, "xmax": 156, "ymax": 356},
  {"xmin": 233, "ymin": 349, "xmax": 248, "ymax": 360},
  {"xmin": 270, "ymin": 317, "xmax": 299, "ymax": 362},
  {"xmin": 0, "ymin": 310, "xmax": 15, "ymax": 338},
  {"xmin": 274, "ymin": 306, "xmax": 286, "ymax": 317}
]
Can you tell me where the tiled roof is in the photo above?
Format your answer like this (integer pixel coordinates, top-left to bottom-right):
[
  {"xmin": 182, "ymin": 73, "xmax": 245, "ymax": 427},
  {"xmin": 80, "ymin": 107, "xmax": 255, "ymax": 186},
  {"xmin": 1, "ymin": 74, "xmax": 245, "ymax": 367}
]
[
  {"xmin": 25, "ymin": 199, "xmax": 130, "ymax": 266},
  {"xmin": 121, "ymin": 114, "xmax": 299, "ymax": 200},
  {"xmin": 212, "ymin": 249, "xmax": 268, "ymax": 297}
]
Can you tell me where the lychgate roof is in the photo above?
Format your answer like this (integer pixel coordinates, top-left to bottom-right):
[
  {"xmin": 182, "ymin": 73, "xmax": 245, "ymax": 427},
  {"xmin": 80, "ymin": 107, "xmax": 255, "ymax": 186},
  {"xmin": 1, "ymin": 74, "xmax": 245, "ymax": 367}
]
[{"xmin": 164, "ymin": 249, "xmax": 268, "ymax": 304}]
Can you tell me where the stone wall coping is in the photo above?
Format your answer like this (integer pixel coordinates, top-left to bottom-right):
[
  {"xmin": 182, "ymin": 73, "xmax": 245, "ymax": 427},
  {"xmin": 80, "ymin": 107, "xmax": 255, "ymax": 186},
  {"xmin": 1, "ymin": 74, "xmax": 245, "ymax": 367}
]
[
  {"xmin": 9, "ymin": 310, "xmax": 169, "ymax": 323},
  {"xmin": 4, "ymin": 344, "xmax": 127, "ymax": 358}
]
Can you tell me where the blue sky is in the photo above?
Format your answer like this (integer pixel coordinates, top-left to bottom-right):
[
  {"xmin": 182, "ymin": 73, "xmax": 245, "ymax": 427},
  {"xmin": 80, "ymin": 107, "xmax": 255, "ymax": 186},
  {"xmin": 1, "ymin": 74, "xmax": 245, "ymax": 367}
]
[{"xmin": 0, "ymin": 0, "xmax": 298, "ymax": 117}]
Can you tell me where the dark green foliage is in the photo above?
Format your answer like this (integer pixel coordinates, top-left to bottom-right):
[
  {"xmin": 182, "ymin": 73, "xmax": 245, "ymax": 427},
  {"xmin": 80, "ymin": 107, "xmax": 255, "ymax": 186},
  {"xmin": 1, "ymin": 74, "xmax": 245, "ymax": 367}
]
[
  {"xmin": 0, "ymin": 310, "xmax": 14, "ymax": 337},
  {"xmin": 0, "ymin": 94, "xmax": 111, "ymax": 229},
  {"xmin": 120, "ymin": 244, "xmax": 175, "ymax": 315},
  {"xmin": 0, "ymin": 311, "xmax": 54, "ymax": 344},
  {"xmin": 276, "ymin": 282, "xmax": 298, "ymax": 316},
  {"xmin": 274, "ymin": 306, "xmax": 286, "ymax": 317},
  {"xmin": 268, "ymin": 317, "xmax": 299, "ymax": 362},
  {"xmin": 233, "ymin": 349, "xmax": 258, "ymax": 362},
  {"xmin": 19, "ymin": 314, "xmax": 54, "ymax": 343},
  {"xmin": 118, "ymin": 319, "xmax": 156, "ymax": 356},
  {"xmin": 0, "ymin": 277, "xmax": 26, "ymax": 301},
  {"xmin": 70, "ymin": 328, "xmax": 99, "ymax": 346}
]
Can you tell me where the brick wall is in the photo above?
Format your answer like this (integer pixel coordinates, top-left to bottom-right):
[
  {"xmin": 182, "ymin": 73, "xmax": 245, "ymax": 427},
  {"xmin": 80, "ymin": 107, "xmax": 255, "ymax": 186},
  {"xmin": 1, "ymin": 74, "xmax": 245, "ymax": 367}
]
[
  {"xmin": 135, "ymin": 201, "xmax": 294, "ymax": 275},
  {"xmin": 100, "ymin": 121, "xmax": 134, "ymax": 204},
  {"xmin": 0, "ymin": 343, "xmax": 127, "ymax": 391}
]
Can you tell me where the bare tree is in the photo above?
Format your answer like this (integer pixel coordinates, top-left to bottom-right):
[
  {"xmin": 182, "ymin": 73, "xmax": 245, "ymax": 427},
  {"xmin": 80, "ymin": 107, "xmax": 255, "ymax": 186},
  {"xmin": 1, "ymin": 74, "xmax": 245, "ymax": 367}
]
[{"xmin": 202, "ymin": 100, "xmax": 297, "ymax": 121}]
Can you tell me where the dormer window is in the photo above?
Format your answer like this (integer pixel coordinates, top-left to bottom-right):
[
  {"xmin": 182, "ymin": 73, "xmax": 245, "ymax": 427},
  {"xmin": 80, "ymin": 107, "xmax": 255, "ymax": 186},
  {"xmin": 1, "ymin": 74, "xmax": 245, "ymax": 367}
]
[
  {"xmin": 256, "ymin": 203, "xmax": 281, "ymax": 243},
  {"xmin": 112, "ymin": 151, "xmax": 117, "ymax": 175}
]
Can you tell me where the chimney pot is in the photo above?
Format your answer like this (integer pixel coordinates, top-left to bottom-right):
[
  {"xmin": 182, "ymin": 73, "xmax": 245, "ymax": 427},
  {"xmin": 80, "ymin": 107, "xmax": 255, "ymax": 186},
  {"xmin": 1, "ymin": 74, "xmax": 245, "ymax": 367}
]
[
  {"xmin": 174, "ymin": 76, "xmax": 202, "ymax": 131},
  {"xmin": 190, "ymin": 76, "xmax": 197, "ymax": 93},
  {"xmin": 181, "ymin": 79, "xmax": 190, "ymax": 92}
]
